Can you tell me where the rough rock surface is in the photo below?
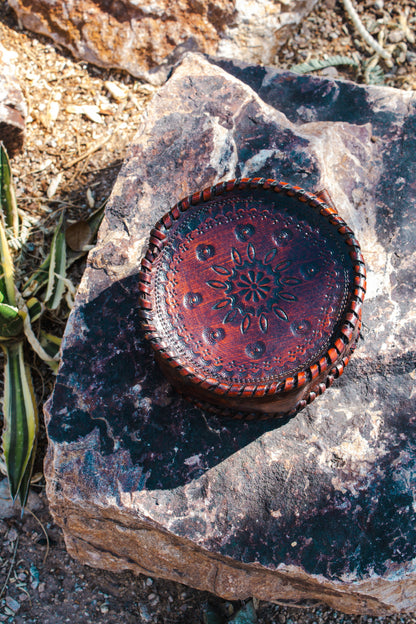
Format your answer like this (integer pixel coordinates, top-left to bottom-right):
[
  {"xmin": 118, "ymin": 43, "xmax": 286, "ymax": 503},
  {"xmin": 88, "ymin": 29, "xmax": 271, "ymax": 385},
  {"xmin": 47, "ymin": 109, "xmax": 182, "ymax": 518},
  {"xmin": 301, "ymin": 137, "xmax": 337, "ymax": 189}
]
[
  {"xmin": 8, "ymin": 0, "xmax": 318, "ymax": 84},
  {"xmin": 45, "ymin": 54, "xmax": 416, "ymax": 615},
  {"xmin": 0, "ymin": 43, "xmax": 26, "ymax": 156}
]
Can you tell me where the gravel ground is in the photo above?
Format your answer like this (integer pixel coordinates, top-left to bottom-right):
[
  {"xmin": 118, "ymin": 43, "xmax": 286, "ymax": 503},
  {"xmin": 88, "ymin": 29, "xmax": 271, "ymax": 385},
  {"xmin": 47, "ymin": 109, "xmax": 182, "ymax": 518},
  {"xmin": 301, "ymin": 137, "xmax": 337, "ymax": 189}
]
[{"xmin": 0, "ymin": 0, "xmax": 415, "ymax": 622}]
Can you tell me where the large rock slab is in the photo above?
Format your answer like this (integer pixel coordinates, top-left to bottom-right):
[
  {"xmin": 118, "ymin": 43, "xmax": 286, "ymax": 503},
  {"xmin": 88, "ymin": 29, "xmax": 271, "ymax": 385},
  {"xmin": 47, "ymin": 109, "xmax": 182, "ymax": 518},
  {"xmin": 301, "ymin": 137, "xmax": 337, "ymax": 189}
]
[
  {"xmin": 8, "ymin": 0, "xmax": 318, "ymax": 84},
  {"xmin": 0, "ymin": 44, "xmax": 26, "ymax": 156},
  {"xmin": 45, "ymin": 54, "xmax": 416, "ymax": 615}
]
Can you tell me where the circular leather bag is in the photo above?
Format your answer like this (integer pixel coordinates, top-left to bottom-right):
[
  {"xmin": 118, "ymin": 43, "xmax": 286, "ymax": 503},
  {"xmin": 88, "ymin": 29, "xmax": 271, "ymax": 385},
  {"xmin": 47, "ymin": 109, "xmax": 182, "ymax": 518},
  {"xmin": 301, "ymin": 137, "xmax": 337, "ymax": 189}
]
[{"xmin": 138, "ymin": 178, "xmax": 366, "ymax": 419}]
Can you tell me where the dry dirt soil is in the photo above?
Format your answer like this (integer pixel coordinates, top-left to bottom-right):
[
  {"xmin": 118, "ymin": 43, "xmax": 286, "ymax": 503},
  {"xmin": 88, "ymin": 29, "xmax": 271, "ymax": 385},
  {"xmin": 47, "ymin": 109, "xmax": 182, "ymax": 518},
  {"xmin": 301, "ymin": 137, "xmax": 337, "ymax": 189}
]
[{"xmin": 0, "ymin": 0, "xmax": 415, "ymax": 622}]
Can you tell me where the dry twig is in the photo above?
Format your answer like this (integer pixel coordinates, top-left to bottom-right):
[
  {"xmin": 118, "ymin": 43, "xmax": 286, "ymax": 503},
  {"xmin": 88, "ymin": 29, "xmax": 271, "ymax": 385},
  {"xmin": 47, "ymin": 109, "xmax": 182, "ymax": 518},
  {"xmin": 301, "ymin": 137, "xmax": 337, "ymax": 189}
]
[
  {"xmin": 0, "ymin": 537, "xmax": 19, "ymax": 599},
  {"xmin": 341, "ymin": 0, "xmax": 393, "ymax": 62},
  {"xmin": 62, "ymin": 134, "xmax": 112, "ymax": 170},
  {"xmin": 25, "ymin": 508, "xmax": 50, "ymax": 565}
]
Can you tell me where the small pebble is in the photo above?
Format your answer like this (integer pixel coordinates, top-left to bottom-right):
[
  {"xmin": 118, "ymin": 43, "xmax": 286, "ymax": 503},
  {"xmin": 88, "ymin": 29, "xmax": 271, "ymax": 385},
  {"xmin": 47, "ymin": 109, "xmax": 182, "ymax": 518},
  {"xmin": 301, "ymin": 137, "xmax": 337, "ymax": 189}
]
[
  {"xmin": 320, "ymin": 66, "xmax": 339, "ymax": 78},
  {"xmin": 138, "ymin": 603, "xmax": 153, "ymax": 623},
  {"xmin": 7, "ymin": 528, "xmax": 18, "ymax": 542},
  {"xmin": 145, "ymin": 577, "xmax": 153, "ymax": 586},
  {"xmin": 388, "ymin": 29, "xmax": 405, "ymax": 43},
  {"xmin": 100, "ymin": 605, "xmax": 109, "ymax": 614},
  {"xmin": 30, "ymin": 564, "xmax": 40, "ymax": 589},
  {"xmin": 5, "ymin": 596, "xmax": 20, "ymax": 613}
]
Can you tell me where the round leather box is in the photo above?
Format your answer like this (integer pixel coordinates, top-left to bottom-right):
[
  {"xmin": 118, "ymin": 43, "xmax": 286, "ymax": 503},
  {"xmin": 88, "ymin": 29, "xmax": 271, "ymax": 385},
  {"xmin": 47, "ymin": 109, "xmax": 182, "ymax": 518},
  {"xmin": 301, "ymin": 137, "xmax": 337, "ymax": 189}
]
[{"xmin": 138, "ymin": 178, "xmax": 366, "ymax": 419}]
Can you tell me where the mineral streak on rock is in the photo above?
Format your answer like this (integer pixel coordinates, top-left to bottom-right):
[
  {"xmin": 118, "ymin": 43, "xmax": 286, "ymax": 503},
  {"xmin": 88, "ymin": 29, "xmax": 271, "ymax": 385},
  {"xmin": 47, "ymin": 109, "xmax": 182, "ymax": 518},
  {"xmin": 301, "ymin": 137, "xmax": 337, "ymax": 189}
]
[
  {"xmin": 8, "ymin": 0, "xmax": 318, "ymax": 83},
  {"xmin": 45, "ymin": 54, "xmax": 416, "ymax": 615},
  {"xmin": 0, "ymin": 44, "xmax": 26, "ymax": 156}
]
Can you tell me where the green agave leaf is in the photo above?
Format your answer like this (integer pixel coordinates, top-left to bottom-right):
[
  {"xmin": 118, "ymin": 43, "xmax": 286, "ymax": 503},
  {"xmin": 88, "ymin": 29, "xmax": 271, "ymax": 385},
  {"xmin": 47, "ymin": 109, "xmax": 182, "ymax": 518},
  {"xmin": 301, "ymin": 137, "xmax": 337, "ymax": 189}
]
[
  {"xmin": 45, "ymin": 214, "xmax": 66, "ymax": 310},
  {"xmin": 22, "ymin": 255, "xmax": 50, "ymax": 298},
  {"xmin": 0, "ymin": 301, "xmax": 19, "ymax": 320},
  {"xmin": 40, "ymin": 330, "xmax": 61, "ymax": 356},
  {"xmin": 2, "ymin": 341, "xmax": 39, "ymax": 500},
  {"xmin": 24, "ymin": 203, "xmax": 105, "ymax": 299},
  {"xmin": 0, "ymin": 142, "xmax": 19, "ymax": 238},
  {"xmin": 0, "ymin": 218, "xmax": 16, "ymax": 306},
  {"xmin": 39, "ymin": 330, "xmax": 61, "ymax": 371},
  {"xmin": 291, "ymin": 55, "xmax": 359, "ymax": 75},
  {"xmin": 18, "ymin": 437, "xmax": 37, "ymax": 509},
  {"xmin": 26, "ymin": 297, "xmax": 43, "ymax": 323},
  {"xmin": 0, "ymin": 302, "xmax": 23, "ymax": 339}
]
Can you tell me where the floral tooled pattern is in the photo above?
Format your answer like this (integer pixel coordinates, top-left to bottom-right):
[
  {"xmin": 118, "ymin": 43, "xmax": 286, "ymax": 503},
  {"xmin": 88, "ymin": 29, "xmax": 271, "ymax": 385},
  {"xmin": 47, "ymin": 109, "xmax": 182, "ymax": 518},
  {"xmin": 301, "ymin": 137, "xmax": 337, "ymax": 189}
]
[
  {"xmin": 155, "ymin": 199, "xmax": 347, "ymax": 382},
  {"xmin": 206, "ymin": 243, "xmax": 301, "ymax": 335}
]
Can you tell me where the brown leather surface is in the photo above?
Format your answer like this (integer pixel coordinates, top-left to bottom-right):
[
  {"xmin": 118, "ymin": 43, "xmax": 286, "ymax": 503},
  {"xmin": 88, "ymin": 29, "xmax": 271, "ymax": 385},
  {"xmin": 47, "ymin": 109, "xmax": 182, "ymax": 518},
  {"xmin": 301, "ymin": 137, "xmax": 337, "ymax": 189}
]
[{"xmin": 139, "ymin": 179, "xmax": 365, "ymax": 417}]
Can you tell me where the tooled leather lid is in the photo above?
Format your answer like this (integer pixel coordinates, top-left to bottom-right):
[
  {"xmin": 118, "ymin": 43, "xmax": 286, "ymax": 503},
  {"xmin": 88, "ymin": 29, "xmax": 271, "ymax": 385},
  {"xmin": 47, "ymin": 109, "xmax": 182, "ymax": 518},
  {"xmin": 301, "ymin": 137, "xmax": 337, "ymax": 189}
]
[{"xmin": 138, "ymin": 178, "xmax": 365, "ymax": 404}]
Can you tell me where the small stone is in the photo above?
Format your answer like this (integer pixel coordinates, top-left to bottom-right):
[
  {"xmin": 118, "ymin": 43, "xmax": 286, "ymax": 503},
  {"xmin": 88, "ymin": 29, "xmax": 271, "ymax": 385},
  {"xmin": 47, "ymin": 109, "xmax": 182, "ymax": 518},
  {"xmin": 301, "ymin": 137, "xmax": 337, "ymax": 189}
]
[
  {"xmin": 38, "ymin": 583, "xmax": 46, "ymax": 594},
  {"xmin": 320, "ymin": 66, "xmax": 339, "ymax": 78},
  {"xmin": 100, "ymin": 605, "xmax": 109, "ymax": 614},
  {"xmin": 6, "ymin": 528, "xmax": 18, "ymax": 543},
  {"xmin": 5, "ymin": 596, "xmax": 20, "ymax": 613},
  {"xmin": 29, "ymin": 564, "xmax": 39, "ymax": 590},
  {"xmin": 0, "ymin": 479, "xmax": 42, "ymax": 518},
  {"xmin": 388, "ymin": 30, "xmax": 406, "ymax": 44},
  {"xmin": 137, "ymin": 603, "xmax": 152, "ymax": 623},
  {"xmin": 145, "ymin": 577, "xmax": 153, "ymax": 586},
  {"xmin": 0, "ymin": 480, "xmax": 18, "ymax": 519}
]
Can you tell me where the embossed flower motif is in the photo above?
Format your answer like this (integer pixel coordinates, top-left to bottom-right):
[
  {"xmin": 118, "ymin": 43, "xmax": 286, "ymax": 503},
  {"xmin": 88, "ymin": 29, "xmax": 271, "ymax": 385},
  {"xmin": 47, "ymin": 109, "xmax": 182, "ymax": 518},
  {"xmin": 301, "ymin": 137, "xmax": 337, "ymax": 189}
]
[
  {"xmin": 235, "ymin": 270, "xmax": 271, "ymax": 303},
  {"xmin": 206, "ymin": 242, "xmax": 302, "ymax": 335}
]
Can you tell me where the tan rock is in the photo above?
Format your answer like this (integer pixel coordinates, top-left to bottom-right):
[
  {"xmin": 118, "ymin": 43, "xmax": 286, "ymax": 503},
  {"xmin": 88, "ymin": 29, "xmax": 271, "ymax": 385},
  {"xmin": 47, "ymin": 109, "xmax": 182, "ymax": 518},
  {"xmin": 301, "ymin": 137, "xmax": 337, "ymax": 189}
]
[
  {"xmin": 8, "ymin": 0, "xmax": 318, "ymax": 83},
  {"xmin": 0, "ymin": 44, "xmax": 26, "ymax": 156}
]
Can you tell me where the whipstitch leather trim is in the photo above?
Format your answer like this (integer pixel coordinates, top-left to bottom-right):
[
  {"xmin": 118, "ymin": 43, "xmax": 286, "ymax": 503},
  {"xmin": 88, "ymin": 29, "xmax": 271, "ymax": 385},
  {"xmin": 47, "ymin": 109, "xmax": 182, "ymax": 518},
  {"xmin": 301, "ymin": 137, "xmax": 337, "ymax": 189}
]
[{"xmin": 138, "ymin": 177, "xmax": 366, "ymax": 402}]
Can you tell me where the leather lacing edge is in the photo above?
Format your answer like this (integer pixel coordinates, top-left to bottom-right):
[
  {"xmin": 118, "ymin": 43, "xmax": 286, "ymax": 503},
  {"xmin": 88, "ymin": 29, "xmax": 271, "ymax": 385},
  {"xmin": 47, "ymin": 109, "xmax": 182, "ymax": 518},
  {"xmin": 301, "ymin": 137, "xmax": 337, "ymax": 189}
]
[
  {"xmin": 186, "ymin": 341, "xmax": 358, "ymax": 421},
  {"xmin": 138, "ymin": 177, "xmax": 366, "ymax": 410}
]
